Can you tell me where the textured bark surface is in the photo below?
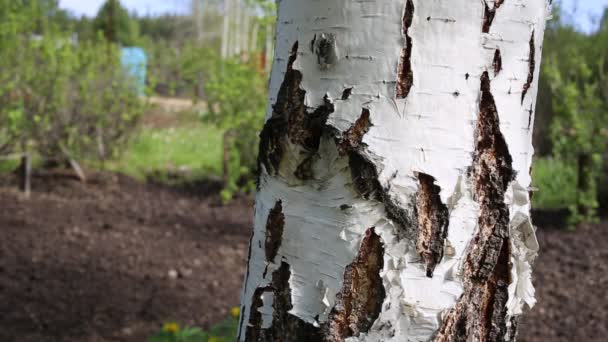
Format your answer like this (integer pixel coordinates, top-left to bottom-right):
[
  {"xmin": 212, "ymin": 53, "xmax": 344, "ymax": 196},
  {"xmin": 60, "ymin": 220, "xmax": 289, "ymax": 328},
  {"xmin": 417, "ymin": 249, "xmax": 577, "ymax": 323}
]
[
  {"xmin": 241, "ymin": 1, "xmax": 549, "ymax": 341},
  {"xmin": 264, "ymin": 200, "xmax": 284, "ymax": 263},
  {"xmin": 416, "ymin": 173, "xmax": 449, "ymax": 278},
  {"xmin": 396, "ymin": 0, "xmax": 414, "ymax": 99},
  {"xmin": 435, "ymin": 72, "xmax": 515, "ymax": 342},
  {"xmin": 326, "ymin": 229, "xmax": 385, "ymax": 341}
]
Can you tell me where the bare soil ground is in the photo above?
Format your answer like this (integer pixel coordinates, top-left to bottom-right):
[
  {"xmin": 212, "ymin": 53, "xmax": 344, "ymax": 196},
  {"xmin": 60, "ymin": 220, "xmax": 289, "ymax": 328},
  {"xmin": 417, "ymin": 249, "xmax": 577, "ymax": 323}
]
[{"xmin": 0, "ymin": 172, "xmax": 605, "ymax": 341}]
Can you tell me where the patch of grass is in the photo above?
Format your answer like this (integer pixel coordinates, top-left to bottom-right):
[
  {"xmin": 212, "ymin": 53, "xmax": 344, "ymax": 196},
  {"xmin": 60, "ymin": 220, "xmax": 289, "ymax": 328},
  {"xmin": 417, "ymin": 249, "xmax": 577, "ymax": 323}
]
[
  {"xmin": 108, "ymin": 123, "xmax": 224, "ymax": 181},
  {"xmin": 0, "ymin": 159, "xmax": 19, "ymax": 174},
  {"xmin": 531, "ymin": 157, "xmax": 577, "ymax": 210}
]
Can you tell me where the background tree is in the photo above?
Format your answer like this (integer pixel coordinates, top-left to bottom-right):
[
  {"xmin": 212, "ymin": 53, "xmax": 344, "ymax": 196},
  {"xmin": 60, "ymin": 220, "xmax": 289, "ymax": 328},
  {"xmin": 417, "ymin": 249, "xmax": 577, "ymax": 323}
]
[{"xmin": 92, "ymin": 0, "xmax": 138, "ymax": 46}]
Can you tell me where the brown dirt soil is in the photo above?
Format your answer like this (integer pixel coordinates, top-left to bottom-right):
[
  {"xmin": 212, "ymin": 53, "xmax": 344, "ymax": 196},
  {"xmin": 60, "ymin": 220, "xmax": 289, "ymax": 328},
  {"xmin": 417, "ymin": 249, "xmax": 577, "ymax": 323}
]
[{"xmin": 0, "ymin": 172, "xmax": 606, "ymax": 341}]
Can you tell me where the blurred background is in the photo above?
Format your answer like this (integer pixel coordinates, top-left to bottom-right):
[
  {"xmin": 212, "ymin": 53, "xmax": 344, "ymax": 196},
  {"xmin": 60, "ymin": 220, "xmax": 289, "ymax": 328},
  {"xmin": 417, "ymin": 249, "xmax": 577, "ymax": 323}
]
[{"xmin": 0, "ymin": 0, "xmax": 606, "ymax": 341}]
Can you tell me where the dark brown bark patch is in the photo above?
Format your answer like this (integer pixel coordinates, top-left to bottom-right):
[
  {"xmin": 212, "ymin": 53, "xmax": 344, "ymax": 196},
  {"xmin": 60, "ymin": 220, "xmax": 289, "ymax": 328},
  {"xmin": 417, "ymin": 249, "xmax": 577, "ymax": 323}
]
[
  {"xmin": 434, "ymin": 72, "xmax": 515, "ymax": 342},
  {"xmin": 415, "ymin": 173, "xmax": 449, "ymax": 278},
  {"xmin": 312, "ymin": 33, "xmax": 338, "ymax": 69},
  {"xmin": 521, "ymin": 31, "xmax": 535, "ymax": 104},
  {"xmin": 493, "ymin": 49, "xmax": 502, "ymax": 76},
  {"xmin": 338, "ymin": 109, "xmax": 371, "ymax": 156},
  {"xmin": 265, "ymin": 200, "xmax": 285, "ymax": 263},
  {"xmin": 396, "ymin": 0, "xmax": 414, "ymax": 99},
  {"xmin": 326, "ymin": 228, "xmax": 385, "ymax": 341},
  {"xmin": 482, "ymin": 0, "xmax": 504, "ymax": 33}
]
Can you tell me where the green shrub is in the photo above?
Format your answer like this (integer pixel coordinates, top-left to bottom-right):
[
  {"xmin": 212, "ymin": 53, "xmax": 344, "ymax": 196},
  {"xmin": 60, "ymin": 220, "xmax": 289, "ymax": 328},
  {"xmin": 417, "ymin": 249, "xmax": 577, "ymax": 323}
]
[
  {"xmin": 543, "ymin": 53, "xmax": 607, "ymax": 223},
  {"xmin": 531, "ymin": 157, "xmax": 578, "ymax": 211},
  {"xmin": 0, "ymin": 0, "xmax": 144, "ymax": 167},
  {"xmin": 203, "ymin": 56, "xmax": 267, "ymax": 200}
]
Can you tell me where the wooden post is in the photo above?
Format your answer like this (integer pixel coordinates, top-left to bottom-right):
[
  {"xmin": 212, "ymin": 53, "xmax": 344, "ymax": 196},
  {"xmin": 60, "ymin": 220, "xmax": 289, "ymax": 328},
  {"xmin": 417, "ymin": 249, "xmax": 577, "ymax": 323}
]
[{"xmin": 20, "ymin": 153, "xmax": 31, "ymax": 198}]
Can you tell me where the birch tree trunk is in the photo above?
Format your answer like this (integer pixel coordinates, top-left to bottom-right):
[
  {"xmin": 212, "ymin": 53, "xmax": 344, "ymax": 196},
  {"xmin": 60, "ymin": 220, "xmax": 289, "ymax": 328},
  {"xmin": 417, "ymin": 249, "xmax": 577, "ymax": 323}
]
[{"xmin": 239, "ymin": 1, "xmax": 550, "ymax": 341}]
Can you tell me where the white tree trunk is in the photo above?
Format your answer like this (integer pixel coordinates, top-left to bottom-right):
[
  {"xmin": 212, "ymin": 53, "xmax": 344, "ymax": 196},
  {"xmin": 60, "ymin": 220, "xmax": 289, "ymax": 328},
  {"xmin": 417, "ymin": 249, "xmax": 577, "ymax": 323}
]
[{"xmin": 239, "ymin": 1, "xmax": 550, "ymax": 341}]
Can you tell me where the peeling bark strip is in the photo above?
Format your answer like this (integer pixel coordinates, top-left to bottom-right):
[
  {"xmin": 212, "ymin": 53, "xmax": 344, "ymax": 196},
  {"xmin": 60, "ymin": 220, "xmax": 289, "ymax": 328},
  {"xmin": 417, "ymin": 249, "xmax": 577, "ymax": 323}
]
[
  {"xmin": 482, "ymin": 0, "xmax": 505, "ymax": 33},
  {"xmin": 257, "ymin": 41, "xmax": 335, "ymax": 181},
  {"xmin": 435, "ymin": 72, "xmax": 515, "ymax": 342},
  {"xmin": 521, "ymin": 31, "xmax": 535, "ymax": 104},
  {"xmin": 396, "ymin": 0, "xmax": 414, "ymax": 99},
  {"xmin": 267, "ymin": 262, "xmax": 324, "ymax": 341},
  {"xmin": 326, "ymin": 228, "xmax": 385, "ymax": 341},
  {"xmin": 265, "ymin": 200, "xmax": 285, "ymax": 263},
  {"xmin": 415, "ymin": 173, "xmax": 449, "ymax": 278}
]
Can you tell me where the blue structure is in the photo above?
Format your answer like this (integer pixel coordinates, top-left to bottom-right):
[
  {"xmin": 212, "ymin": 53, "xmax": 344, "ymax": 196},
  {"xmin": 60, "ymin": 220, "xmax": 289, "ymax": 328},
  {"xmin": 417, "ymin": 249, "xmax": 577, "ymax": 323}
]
[{"xmin": 121, "ymin": 47, "xmax": 147, "ymax": 96}]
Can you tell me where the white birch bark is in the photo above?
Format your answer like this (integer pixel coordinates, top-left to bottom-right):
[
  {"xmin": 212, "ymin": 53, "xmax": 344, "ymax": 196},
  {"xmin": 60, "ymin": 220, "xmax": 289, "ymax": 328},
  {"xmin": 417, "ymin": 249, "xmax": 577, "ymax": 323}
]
[{"xmin": 239, "ymin": 1, "xmax": 550, "ymax": 341}]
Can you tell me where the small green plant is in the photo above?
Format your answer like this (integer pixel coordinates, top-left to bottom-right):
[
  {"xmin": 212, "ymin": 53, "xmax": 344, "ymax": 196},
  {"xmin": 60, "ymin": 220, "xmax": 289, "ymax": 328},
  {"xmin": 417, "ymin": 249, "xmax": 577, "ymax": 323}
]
[{"xmin": 149, "ymin": 308, "xmax": 240, "ymax": 342}]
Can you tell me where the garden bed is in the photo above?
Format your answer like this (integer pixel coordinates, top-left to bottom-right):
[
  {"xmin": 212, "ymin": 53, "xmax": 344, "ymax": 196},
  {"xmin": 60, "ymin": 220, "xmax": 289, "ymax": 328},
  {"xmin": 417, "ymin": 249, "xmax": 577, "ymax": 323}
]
[{"xmin": 0, "ymin": 172, "xmax": 605, "ymax": 341}]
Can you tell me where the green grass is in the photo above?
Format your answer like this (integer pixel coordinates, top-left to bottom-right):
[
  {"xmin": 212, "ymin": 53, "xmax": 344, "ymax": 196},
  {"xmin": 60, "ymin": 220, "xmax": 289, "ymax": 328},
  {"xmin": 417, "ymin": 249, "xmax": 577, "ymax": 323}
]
[
  {"xmin": 108, "ymin": 123, "xmax": 224, "ymax": 181},
  {"xmin": 531, "ymin": 157, "xmax": 577, "ymax": 210}
]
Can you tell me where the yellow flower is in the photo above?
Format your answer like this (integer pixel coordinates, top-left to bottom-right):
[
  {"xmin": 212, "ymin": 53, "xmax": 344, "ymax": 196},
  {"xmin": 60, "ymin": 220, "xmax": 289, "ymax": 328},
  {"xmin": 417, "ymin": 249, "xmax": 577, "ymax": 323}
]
[
  {"xmin": 208, "ymin": 336, "xmax": 221, "ymax": 342},
  {"xmin": 162, "ymin": 322, "xmax": 180, "ymax": 334},
  {"xmin": 231, "ymin": 306, "xmax": 240, "ymax": 319}
]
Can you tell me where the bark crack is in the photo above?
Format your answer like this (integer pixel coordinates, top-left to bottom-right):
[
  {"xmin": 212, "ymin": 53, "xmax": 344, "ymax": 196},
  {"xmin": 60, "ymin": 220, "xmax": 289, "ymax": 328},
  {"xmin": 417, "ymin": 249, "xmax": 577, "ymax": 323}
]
[
  {"xmin": 415, "ymin": 173, "xmax": 450, "ymax": 278},
  {"xmin": 434, "ymin": 71, "xmax": 515, "ymax": 342},
  {"xmin": 482, "ymin": 0, "xmax": 505, "ymax": 33},
  {"xmin": 326, "ymin": 228, "xmax": 385, "ymax": 341},
  {"xmin": 396, "ymin": 0, "xmax": 414, "ymax": 99},
  {"xmin": 265, "ymin": 200, "xmax": 285, "ymax": 263},
  {"xmin": 493, "ymin": 49, "xmax": 502, "ymax": 76},
  {"xmin": 521, "ymin": 31, "xmax": 535, "ymax": 104}
]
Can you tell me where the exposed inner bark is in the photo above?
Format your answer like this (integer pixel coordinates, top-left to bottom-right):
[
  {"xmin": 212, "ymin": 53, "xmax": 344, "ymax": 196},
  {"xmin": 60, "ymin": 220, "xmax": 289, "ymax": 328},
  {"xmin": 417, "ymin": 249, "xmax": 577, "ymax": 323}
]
[
  {"xmin": 521, "ymin": 31, "xmax": 535, "ymax": 104},
  {"xmin": 265, "ymin": 200, "xmax": 285, "ymax": 263},
  {"xmin": 482, "ymin": 0, "xmax": 505, "ymax": 33},
  {"xmin": 415, "ymin": 173, "xmax": 450, "ymax": 278},
  {"xmin": 396, "ymin": 0, "xmax": 414, "ymax": 99},
  {"xmin": 257, "ymin": 41, "xmax": 335, "ymax": 182},
  {"xmin": 434, "ymin": 72, "xmax": 515, "ymax": 342},
  {"xmin": 326, "ymin": 228, "xmax": 385, "ymax": 341}
]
